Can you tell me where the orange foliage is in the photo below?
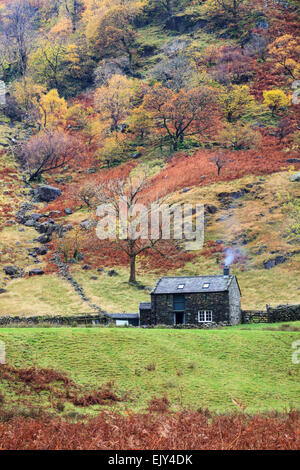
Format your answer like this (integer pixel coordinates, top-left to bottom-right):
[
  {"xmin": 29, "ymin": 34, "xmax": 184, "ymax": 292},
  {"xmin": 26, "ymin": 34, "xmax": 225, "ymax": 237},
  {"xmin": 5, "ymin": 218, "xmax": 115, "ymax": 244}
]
[
  {"xmin": 142, "ymin": 143, "xmax": 300, "ymax": 202},
  {"xmin": 0, "ymin": 407, "xmax": 299, "ymax": 450}
]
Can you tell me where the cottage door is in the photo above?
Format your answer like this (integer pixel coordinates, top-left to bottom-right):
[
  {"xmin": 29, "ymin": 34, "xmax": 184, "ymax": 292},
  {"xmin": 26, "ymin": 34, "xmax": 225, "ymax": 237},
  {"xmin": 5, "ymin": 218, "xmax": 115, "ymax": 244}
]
[{"xmin": 173, "ymin": 295, "xmax": 185, "ymax": 325}]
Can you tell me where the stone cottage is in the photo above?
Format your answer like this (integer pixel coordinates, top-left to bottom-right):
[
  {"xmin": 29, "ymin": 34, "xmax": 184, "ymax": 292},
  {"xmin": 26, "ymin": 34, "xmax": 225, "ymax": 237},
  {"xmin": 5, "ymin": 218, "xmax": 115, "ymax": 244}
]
[{"xmin": 140, "ymin": 267, "xmax": 241, "ymax": 326}]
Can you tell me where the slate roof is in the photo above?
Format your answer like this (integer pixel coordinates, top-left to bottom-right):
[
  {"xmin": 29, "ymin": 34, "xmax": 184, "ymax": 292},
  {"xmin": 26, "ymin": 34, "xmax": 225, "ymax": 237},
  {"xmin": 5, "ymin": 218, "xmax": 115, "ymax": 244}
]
[
  {"xmin": 151, "ymin": 275, "xmax": 239, "ymax": 295},
  {"xmin": 107, "ymin": 313, "xmax": 139, "ymax": 319}
]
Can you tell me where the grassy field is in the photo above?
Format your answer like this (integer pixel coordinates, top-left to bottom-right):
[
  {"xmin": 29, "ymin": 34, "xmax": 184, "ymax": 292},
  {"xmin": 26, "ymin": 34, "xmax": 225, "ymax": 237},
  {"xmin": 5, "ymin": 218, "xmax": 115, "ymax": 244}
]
[{"xmin": 0, "ymin": 325, "xmax": 299, "ymax": 416}]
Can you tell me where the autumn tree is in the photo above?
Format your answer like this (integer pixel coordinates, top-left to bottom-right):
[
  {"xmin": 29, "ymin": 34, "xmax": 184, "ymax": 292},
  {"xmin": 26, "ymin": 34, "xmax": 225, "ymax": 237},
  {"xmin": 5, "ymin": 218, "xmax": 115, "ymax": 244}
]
[
  {"xmin": 212, "ymin": 46, "xmax": 254, "ymax": 85},
  {"xmin": 72, "ymin": 180, "xmax": 97, "ymax": 209},
  {"xmin": 12, "ymin": 76, "xmax": 45, "ymax": 113},
  {"xmin": 87, "ymin": 4, "xmax": 140, "ymax": 68},
  {"xmin": 205, "ymin": 0, "xmax": 246, "ymax": 21},
  {"xmin": 37, "ymin": 89, "xmax": 68, "ymax": 129},
  {"xmin": 29, "ymin": 34, "xmax": 80, "ymax": 95},
  {"xmin": 263, "ymin": 89, "xmax": 290, "ymax": 117},
  {"xmin": 276, "ymin": 118, "xmax": 294, "ymax": 143},
  {"xmin": 143, "ymin": 84, "xmax": 218, "ymax": 150},
  {"xmin": 128, "ymin": 105, "xmax": 153, "ymax": 141},
  {"xmin": 18, "ymin": 130, "xmax": 81, "ymax": 182},
  {"xmin": 94, "ymin": 74, "xmax": 136, "ymax": 135},
  {"xmin": 218, "ymin": 122, "xmax": 261, "ymax": 150},
  {"xmin": 99, "ymin": 135, "xmax": 126, "ymax": 168},
  {"xmin": 146, "ymin": 0, "xmax": 182, "ymax": 21},
  {"xmin": 217, "ymin": 85, "xmax": 255, "ymax": 122},
  {"xmin": 268, "ymin": 35, "xmax": 300, "ymax": 80}
]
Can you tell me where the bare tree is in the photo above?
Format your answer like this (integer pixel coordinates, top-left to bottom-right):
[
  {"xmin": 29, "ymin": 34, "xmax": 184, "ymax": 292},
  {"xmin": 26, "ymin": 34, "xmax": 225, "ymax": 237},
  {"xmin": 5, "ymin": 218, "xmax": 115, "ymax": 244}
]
[
  {"xmin": 0, "ymin": 0, "xmax": 36, "ymax": 76},
  {"xmin": 210, "ymin": 152, "xmax": 228, "ymax": 176},
  {"xmin": 63, "ymin": 0, "xmax": 82, "ymax": 32},
  {"xmin": 95, "ymin": 174, "xmax": 182, "ymax": 283},
  {"xmin": 18, "ymin": 130, "xmax": 81, "ymax": 182},
  {"xmin": 150, "ymin": 55, "xmax": 194, "ymax": 92}
]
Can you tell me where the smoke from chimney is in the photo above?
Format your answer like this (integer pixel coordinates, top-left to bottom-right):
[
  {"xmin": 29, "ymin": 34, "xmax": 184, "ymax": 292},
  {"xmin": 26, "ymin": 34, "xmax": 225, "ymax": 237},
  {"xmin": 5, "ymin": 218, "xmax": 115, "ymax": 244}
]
[{"xmin": 224, "ymin": 248, "xmax": 236, "ymax": 266}]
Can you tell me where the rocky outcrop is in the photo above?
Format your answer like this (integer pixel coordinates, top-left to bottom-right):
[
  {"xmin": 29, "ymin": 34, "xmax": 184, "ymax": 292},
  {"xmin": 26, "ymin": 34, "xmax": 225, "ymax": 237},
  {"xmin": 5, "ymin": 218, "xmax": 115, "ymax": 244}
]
[
  {"xmin": 34, "ymin": 185, "xmax": 62, "ymax": 202},
  {"xmin": 3, "ymin": 266, "xmax": 24, "ymax": 278},
  {"xmin": 165, "ymin": 13, "xmax": 208, "ymax": 33}
]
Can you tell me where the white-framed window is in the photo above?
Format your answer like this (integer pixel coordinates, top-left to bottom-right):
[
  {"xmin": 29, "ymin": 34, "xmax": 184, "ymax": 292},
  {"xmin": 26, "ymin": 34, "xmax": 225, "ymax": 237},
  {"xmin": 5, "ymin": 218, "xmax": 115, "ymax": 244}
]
[{"xmin": 198, "ymin": 310, "xmax": 213, "ymax": 322}]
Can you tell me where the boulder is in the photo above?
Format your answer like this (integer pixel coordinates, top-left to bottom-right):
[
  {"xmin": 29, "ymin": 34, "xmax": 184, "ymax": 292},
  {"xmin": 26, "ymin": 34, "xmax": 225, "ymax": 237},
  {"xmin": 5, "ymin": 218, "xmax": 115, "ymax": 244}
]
[
  {"xmin": 263, "ymin": 255, "xmax": 287, "ymax": 269},
  {"xmin": 255, "ymin": 19, "xmax": 269, "ymax": 29},
  {"xmin": 165, "ymin": 13, "xmax": 207, "ymax": 33},
  {"xmin": 35, "ymin": 185, "xmax": 62, "ymax": 202},
  {"xmin": 35, "ymin": 245, "xmax": 48, "ymax": 256},
  {"xmin": 64, "ymin": 208, "xmax": 73, "ymax": 215},
  {"xmin": 132, "ymin": 152, "xmax": 142, "ymax": 159},
  {"xmin": 3, "ymin": 266, "xmax": 23, "ymax": 278},
  {"xmin": 63, "ymin": 224, "xmax": 73, "ymax": 232},
  {"xmin": 29, "ymin": 213, "xmax": 42, "ymax": 221},
  {"xmin": 28, "ymin": 269, "xmax": 44, "ymax": 276},
  {"xmin": 24, "ymin": 219, "xmax": 36, "ymax": 227},
  {"xmin": 80, "ymin": 219, "xmax": 96, "ymax": 230},
  {"xmin": 205, "ymin": 205, "xmax": 218, "ymax": 214},
  {"xmin": 36, "ymin": 234, "xmax": 52, "ymax": 244},
  {"xmin": 82, "ymin": 264, "xmax": 91, "ymax": 270},
  {"xmin": 108, "ymin": 269, "xmax": 118, "ymax": 277}
]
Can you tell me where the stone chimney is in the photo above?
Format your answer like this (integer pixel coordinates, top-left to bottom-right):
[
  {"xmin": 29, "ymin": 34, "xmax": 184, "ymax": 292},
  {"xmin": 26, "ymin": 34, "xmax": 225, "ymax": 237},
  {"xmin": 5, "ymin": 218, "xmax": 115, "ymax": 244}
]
[{"xmin": 224, "ymin": 266, "xmax": 230, "ymax": 277}]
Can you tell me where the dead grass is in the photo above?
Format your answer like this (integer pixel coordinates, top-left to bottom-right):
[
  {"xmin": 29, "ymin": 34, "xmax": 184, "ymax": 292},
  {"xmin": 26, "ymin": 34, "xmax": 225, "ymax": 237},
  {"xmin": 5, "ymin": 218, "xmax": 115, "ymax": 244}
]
[{"xmin": 0, "ymin": 274, "xmax": 95, "ymax": 316}]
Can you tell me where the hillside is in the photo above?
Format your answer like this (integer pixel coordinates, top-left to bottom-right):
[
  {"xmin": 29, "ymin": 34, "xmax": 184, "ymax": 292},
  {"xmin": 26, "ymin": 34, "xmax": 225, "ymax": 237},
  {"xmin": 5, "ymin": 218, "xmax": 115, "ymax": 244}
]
[{"xmin": 0, "ymin": 0, "xmax": 299, "ymax": 316}]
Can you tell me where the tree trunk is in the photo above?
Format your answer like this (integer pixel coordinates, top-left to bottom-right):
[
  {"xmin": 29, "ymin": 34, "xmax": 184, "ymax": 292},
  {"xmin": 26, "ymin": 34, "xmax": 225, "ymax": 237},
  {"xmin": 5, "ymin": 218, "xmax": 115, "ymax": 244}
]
[{"xmin": 129, "ymin": 254, "xmax": 136, "ymax": 283}]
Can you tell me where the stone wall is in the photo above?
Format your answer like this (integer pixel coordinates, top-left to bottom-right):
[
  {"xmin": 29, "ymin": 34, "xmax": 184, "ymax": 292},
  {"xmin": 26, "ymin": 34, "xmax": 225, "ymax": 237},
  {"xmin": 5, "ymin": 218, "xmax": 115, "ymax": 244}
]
[
  {"xmin": 242, "ymin": 304, "xmax": 300, "ymax": 323},
  {"xmin": 151, "ymin": 291, "xmax": 230, "ymax": 326},
  {"xmin": 140, "ymin": 306, "xmax": 152, "ymax": 325},
  {"xmin": 0, "ymin": 314, "xmax": 108, "ymax": 326},
  {"xmin": 267, "ymin": 304, "xmax": 300, "ymax": 322}
]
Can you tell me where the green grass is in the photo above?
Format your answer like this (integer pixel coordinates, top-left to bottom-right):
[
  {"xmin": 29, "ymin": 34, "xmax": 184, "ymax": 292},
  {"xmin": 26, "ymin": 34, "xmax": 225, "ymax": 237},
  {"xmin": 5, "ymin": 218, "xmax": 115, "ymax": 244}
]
[
  {"xmin": 0, "ymin": 326, "xmax": 299, "ymax": 415},
  {"xmin": 72, "ymin": 266, "xmax": 156, "ymax": 313}
]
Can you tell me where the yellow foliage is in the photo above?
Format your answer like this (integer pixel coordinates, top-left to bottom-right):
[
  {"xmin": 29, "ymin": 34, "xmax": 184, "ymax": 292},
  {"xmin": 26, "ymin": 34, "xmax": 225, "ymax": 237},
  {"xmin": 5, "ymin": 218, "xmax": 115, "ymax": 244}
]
[
  {"xmin": 49, "ymin": 17, "xmax": 73, "ymax": 38},
  {"xmin": 38, "ymin": 89, "xmax": 68, "ymax": 129},
  {"xmin": 99, "ymin": 135, "xmax": 126, "ymax": 167},
  {"xmin": 12, "ymin": 77, "xmax": 46, "ymax": 110},
  {"xmin": 263, "ymin": 89, "xmax": 290, "ymax": 116},
  {"xmin": 217, "ymin": 85, "xmax": 255, "ymax": 122},
  {"xmin": 268, "ymin": 35, "xmax": 300, "ymax": 79},
  {"xmin": 94, "ymin": 74, "xmax": 137, "ymax": 132},
  {"xmin": 218, "ymin": 122, "xmax": 261, "ymax": 150},
  {"xmin": 128, "ymin": 105, "xmax": 153, "ymax": 139}
]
